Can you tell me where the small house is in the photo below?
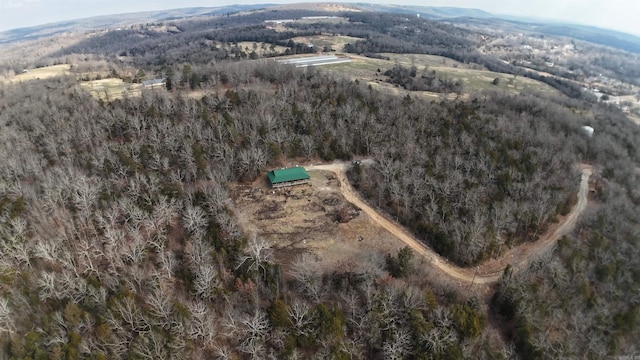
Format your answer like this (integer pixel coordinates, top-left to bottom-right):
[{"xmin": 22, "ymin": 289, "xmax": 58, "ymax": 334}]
[{"xmin": 267, "ymin": 167, "xmax": 310, "ymax": 188}]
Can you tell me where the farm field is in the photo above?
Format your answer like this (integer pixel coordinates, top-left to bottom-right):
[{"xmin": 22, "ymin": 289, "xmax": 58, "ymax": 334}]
[
  {"xmin": 326, "ymin": 53, "xmax": 562, "ymax": 96},
  {"xmin": 290, "ymin": 35, "xmax": 364, "ymax": 52},
  {"xmin": 629, "ymin": 114, "xmax": 640, "ymax": 126},
  {"xmin": 2, "ymin": 64, "xmax": 71, "ymax": 84},
  {"xmin": 233, "ymin": 41, "xmax": 288, "ymax": 55},
  {"xmin": 79, "ymin": 78, "xmax": 143, "ymax": 101}
]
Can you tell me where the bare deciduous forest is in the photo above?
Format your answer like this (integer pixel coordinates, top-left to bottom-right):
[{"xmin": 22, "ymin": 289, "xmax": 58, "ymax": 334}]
[{"xmin": 0, "ymin": 7, "xmax": 639, "ymax": 360}]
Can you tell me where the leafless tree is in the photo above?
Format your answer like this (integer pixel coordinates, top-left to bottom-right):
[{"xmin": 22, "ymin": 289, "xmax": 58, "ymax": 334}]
[
  {"xmin": 114, "ymin": 296, "xmax": 149, "ymax": 334},
  {"xmin": 382, "ymin": 328, "xmax": 412, "ymax": 360},
  {"xmin": 182, "ymin": 205, "xmax": 208, "ymax": 238},
  {"xmin": 214, "ymin": 344, "xmax": 233, "ymax": 360},
  {"xmin": 236, "ymin": 236, "xmax": 273, "ymax": 276},
  {"xmin": 288, "ymin": 298, "xmax": 313, "ymax": 336},
  {"xmin": 37, "ymin": 271, "xmax": 58, "ymax": 301},
  {"xmin": 301, "ymin": 135, "xmax": 316, "ymax": 159},
  {"xmin": 147, "ymin": 286, "xmax": 172, "ymax": 328},
  {"xmin": 187, "ymin": 302, "xmax": 216, "ymax": 342},
  {"xmin": 423, "ymin": 326, "xmax": 457, "ymax": 355},
  {"xmin": 133, "ymin": 330, "xmax": 168, "ymax": 360},
  {"xmin": 0, "ymin": 298, "xmax": 14, "ymax": 333},
  {"xmin": 290, "ymin": 253, "xmax": 325, "ymax": 302},
  {"xmin": 193, "ymin": 263, "xmax": 220, "ymax": 301}
]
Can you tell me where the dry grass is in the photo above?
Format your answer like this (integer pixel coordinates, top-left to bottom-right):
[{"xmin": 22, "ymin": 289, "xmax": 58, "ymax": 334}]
[
  {"xmin": 628, "ymin": 114, "xmax": 640, "ymax": 126},
  {"xmin": 3, "ymin": 64, "xmax": 71, "ymax": 84},
  {"xmin": 290, "ymin": 35, "xmax": 363, "ymax": 52},
  {"xmin": 233, "ymin": 42, "xmax": 289, "ymax": 55},
  {"xmin": 620, "ymin": 95, "xmax": 640, "ymax": 103},
  {"xmin": 79, "ymin": 78, "xmax": 143, "ymax": 101},
  {"xmin": 325, "ymin": 53, "xmax": 562, "ymax": 97},
  {"xmin": 275, "ymin": 3, "xmax": 358, "ymax": 12}
]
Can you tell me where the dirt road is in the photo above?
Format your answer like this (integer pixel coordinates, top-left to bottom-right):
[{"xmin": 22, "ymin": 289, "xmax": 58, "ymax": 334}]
[{"xmin": 307, "ymin": 162, "xmax": 593, "ymax": 285}]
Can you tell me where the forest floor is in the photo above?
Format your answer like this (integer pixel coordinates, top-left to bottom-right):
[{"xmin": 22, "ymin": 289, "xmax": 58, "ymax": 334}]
[{"xmin": 231, "ymin": 161, "xmax": 593, "ymax": 289}]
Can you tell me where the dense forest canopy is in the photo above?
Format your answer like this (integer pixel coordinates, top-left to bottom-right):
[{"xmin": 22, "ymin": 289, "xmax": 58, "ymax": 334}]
[{"xmin": 0, "ymin": 6, "xmax": 639, "ymax": 359}]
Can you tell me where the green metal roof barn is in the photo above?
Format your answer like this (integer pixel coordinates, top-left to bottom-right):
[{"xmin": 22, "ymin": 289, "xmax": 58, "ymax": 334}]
[{"xmin": 267, "ymin": 167, "xmax": 311, "ymax": 188}]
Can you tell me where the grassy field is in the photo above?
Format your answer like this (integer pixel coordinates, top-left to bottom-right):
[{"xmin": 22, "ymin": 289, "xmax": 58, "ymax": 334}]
[
  {"xmin": 234, "ymin": 35, "xmax": 361, "ymax": 54},
  {"xmin": 79, "ymin": 78, "xmax": 143, "ymax": 101},
  {"xmin": 290, "ymin": 35, "xmax": 364, "ymax": 52},
  {"xmin": 327, "ymin": 53, "xmax": 562, "ymax": 97},
  {"xmin": 3, "ymin": 64, "xmax": 71, "ymax": 84},
  {"xmin": 233, "ymin": 42, "xmax": 289, "ymax": 55}
]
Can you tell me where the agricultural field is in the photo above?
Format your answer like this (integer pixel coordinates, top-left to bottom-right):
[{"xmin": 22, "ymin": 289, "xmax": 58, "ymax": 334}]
[
  {"xmin": 232, "ymin": 41, "xmax": 288, "ymax": 55},
  {"xmin": 290, "ymin": 35, "xmax": 364, "ymax": 52},
  {"xmin": 326, "ymin": 53, "xmax": 562, "ymax": 96},
  {"xmin": 79, "ymin": 78, "xmax": 143, "ymax": 101},
  {"xmin": 629, "ymin": 115, "xmax": 640, "ymax": 126},
  {"xmin": 2, "ymin": 64, "xmax": 71, "ymax": 84},
  {"xmin": 297, "ymin": 17, "xmax": 349, "ymax": 24}
]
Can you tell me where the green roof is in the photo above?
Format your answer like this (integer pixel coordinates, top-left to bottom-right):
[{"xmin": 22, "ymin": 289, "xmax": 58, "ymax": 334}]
[{"xmin": 267, "ymin": 167, "xmax": 310, "ymax": 184}]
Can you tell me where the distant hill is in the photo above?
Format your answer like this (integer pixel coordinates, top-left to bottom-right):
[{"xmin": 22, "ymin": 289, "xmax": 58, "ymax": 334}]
[
  {"xmin": 2, "ymin": 2, "xmax": 640, "ymax": 54},
  {"xmin": 533, "ymin": 23, "xmax": 640, "ymax": 54},
  {"xmin": 0, "ymin": 5, "xmax": 271, "ymax": 45},
  {"xmin": 351, "ymin": 3, "xmax": 493, "ymax": 19},
  {"xmin": 450, "ymin": 16, "xmax": 640, "ymax": 54},
  {"xmin": 0, "ymin": 3, "xmax": 494, "ymax": 45},
  {"xmin": 352, "ymin": 4, "xmax": 640, "ymax": 53}
]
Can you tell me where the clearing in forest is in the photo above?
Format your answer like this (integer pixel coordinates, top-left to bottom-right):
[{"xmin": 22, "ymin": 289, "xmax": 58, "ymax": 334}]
[
  {"xmin": 230, "ymin": 168, "xmax": 408, "ymax": 274},
  {"xmin": 3, "ymin": 64, "xmax": 71, "ymax": 84},
  {"xmin": 233, "ymin": 42, "xmax": 289, "ymax": 55},
  {"xmin": 79, "ymin": 78, "xmax": 143, "ymax": 101},
  {"xmin": 231, "ymin": 161, "xmax": 593, "ymax": 287},
  {"xmin": 326, "ymin": 53, "xmax": 562, "ymax": 97},
  {"xmin": 289, "ymin": 35, "xmax": 364, "ymax": 52}
]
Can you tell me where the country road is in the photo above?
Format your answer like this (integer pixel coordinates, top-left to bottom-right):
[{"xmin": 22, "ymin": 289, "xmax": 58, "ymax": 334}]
[{"xmin": 307, "ymin": 162, "xmax": 593, "ymax": 285}]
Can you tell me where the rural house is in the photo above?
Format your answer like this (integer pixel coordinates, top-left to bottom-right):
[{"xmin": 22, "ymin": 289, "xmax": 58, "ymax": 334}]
[{"xmin": 267, "ymin": 167, "xmax": 310, "ymax": 188}]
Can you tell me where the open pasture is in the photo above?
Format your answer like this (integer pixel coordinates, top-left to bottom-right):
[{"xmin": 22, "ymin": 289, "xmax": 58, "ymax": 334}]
[
  {"xmin": 327, "ymin": 53, "xmax": 562, "ymax": 96},
  {"xmin": 79, "ymin": 78, "xmax": 143, "ymax": 101},
  {"xmin": 3, "ymin": 64, "xmax": 71, "ymax": 84},
  {"xmin": 290, "ymin": 35, "xmax": 364, "ymax": 52}
]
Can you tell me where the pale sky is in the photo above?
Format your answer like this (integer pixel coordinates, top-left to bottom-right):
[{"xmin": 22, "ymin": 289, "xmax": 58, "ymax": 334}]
[{"xmin": 0, "ymin": 0, "xmax": 638, "ymax": 36}]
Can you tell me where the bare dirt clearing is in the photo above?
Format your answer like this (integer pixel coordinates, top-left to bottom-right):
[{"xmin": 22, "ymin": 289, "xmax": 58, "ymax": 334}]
[
  {"xmin": 230, "ymin": 169, "xmax": 405, "ymax": 273},
  {"xmin": 232, "ymin": 162, "xmax": 593, "ymax": 287}
]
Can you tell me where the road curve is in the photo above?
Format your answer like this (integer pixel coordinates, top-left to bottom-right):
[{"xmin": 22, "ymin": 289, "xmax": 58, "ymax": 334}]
[{"xmin": 306, "ymin": 162, "xmax": 593, "ymax": 285}]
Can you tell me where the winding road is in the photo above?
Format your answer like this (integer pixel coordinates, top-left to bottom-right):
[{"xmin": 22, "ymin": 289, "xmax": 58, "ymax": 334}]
[{"xmin": 307, "ymin": 162, "xmax": 593, "ymax": 285}]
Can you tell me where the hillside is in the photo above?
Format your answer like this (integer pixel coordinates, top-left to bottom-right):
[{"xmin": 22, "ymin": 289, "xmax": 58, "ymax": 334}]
[
  {"xmin": 450, "ymin": 17, "xmax": 640, "ymax": 54},
  {"xmin": 0, "ymin": 5, "xmax": 269, "ymax": 44}
]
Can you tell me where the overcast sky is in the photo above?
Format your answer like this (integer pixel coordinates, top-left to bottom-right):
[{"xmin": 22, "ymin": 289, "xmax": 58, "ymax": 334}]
[{"xmin": 1, "ymin": 0, "xmax": 639, "ymax": 36}]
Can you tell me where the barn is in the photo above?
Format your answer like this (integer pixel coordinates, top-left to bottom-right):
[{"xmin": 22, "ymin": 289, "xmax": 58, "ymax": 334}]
[
  {"xmin": 267, "ymin": 167, "xmax": 311, "ymax": 188},
  {"xmin": 142, "ymin": 78, "xmax": 166, "ymax": 89}
]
